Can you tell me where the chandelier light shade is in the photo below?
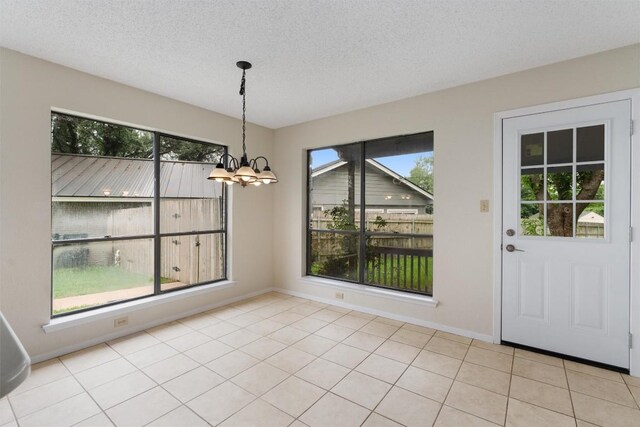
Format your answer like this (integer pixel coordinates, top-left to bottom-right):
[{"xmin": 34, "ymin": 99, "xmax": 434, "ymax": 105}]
[{"xmin": 208, "ymin": 61, "xmax": 277, "ymax": 187}]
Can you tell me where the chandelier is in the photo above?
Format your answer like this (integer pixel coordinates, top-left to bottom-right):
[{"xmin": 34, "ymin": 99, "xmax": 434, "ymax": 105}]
[{"xmin": 208, "ymin": 61, "xmax": 278, "ymax": 187}]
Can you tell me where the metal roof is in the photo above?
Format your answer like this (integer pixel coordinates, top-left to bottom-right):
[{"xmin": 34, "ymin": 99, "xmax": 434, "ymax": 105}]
[{"xmin": 52, "ymin": 154, "xmax": 221, "ymax": 199}]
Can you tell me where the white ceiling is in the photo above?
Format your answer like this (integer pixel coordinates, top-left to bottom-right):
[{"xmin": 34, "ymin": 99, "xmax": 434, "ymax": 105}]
[{"xmin": 1, "ymin": 1, "xmax": 638, "ymax": 129}]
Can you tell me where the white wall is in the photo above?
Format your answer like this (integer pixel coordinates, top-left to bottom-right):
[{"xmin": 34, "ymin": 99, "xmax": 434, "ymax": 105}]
[
  {"xmin": 0, "ymin": 48, "xmax": 274, "ymax": 359},
  {"xmin": 272, "ymin": 44, "xmax": 640, "ymax": 338}
]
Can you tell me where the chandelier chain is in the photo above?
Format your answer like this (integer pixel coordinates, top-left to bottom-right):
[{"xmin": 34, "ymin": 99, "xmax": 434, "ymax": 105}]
[{"xmin": 241, "ymin": 69, "xmax": 247, "ymax": 156}]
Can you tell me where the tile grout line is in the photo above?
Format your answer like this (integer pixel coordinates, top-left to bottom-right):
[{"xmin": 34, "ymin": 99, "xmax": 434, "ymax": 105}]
[
  {"xmin": 432, "ymin": 338, "xmax": 473, "ymax": 425},
  {"xmin": 12, "ymin": 292, "xmax": 638, "ymax": 427},
  {"xmin": 364, "ymin": 332, "xmax": 439, "ymax": 426}
]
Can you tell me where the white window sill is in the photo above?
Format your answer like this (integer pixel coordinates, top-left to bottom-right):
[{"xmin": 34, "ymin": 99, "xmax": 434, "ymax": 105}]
[
  {"xmin": 43, "ymin": 280, "xmax": 236, "ymax": 334},
  {"xmin": 301, "ymin": 276, "xmax": 438, "ymax": 307}
]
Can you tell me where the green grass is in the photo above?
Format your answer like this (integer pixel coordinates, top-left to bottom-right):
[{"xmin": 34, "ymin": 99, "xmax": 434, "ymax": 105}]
[
  {"xmin": 53, "ymin": 266, "xmax": 154, "ymax": 298},
  {"xmin": 366, "ymin": 256, "xmax": 433, "ymax": 294},
  {"xmin": 311, "ymin": 256, "xmax": 433, "ymax": 295}
]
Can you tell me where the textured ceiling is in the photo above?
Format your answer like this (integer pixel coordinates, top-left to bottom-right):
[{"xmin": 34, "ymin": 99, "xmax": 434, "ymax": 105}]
[{"xmin": 1, "ymin": 1, "xmax": 638, "ymax": 128}]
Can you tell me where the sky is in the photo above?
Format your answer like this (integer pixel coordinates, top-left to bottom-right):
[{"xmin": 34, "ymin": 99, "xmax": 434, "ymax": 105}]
[{"xmin": 310, "ymin": 148, "xmax": 433, "ymax": 177}]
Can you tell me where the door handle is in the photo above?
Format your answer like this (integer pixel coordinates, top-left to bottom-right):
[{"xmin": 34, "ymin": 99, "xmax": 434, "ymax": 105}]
[{"xmin": 505, "ymin": 244, "xmax": 525, "ymax": 252}]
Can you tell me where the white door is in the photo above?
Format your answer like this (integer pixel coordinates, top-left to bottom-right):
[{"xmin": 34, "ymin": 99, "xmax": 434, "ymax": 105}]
[{"xmin": 502, "ymin": 100, "xmax": 631, "ymax": 369}]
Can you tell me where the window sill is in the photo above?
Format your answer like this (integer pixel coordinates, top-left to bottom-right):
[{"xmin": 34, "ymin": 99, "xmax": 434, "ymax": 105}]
[
  {"xmin": 42, "ymin": 280, "xmax": 236, "ymax": 334},
  {"xmin": 301, "ymin": 276, "xmax": 438, "ymax": 307}
]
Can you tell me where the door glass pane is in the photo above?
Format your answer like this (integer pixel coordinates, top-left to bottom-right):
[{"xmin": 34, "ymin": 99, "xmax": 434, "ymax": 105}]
[
  {"xmin": 521, "ymin": 204, "xmax": 544, "ymax": 236},
  {"xmin": 547, "ymin": 129, "xmax": 573, "ymax": 164},
  {"xmin": 52, "ymin": 239, "xmax": 154, "ymax": 315},
  {"xmin": 159, "ymin": 136, "xmax": 225, "ymax": 234},
  {"xmin": 161, "ymin": 233, "xmax": 225, "ymax": 290},
  {"xmin": 546, "ymin": 203, "xmax": 574, "ymax": 237},
  {"xmin": 577, "ymin": 125, "xmax": 604, "ymax": 162},
  {"xmin": 308, "ymin": 145, "xmax": 361, "ymax": 231},
  {"xmin": 577, "ymin": 163, "xmax": 604, "ymax": 200},
  {"xmin": 521, "ymin": 168, "xmax": 543, "ymax": 201},
  {"xmin": 547, "ymin": 166, "xmax": 573, "ymax": 200},
  {"xmin": 521, "ymin": 133, "xmax": 544, "ymax": 166},
  {"xmin": 364, "ymin": 235, "xmax": 432, "ymax": 295},
  {"xmin": 308, "ymin": 231, "xmax": 359, "ymax": 281},
  {"xmin": 576, "ymin": 203, "xmax": 604, "ymax": 239}
]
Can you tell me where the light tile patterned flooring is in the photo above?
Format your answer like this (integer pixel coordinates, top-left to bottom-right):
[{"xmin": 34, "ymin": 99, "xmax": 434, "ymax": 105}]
[{"xmin": 2, "ymin": 292, "xmax": 640, "ymax": 427}]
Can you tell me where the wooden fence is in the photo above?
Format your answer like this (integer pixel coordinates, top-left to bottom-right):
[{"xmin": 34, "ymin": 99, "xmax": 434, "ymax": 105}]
[
  {"xmin": 91, "ymin": 198, "xmax": 224, "ymax": 285},
  {"xmin": 310, "ymin": 212, "xmax": 433, "ymax": 234}
]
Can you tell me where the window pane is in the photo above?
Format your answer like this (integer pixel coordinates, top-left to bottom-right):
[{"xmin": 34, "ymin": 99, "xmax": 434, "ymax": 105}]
[
  {"xmin": 51, "ymin": 113, "xmax": 153, "ymax": 159},
  {"xmin": 547, "ymin": 166, "xmax": 573, "ymax": 201},
  {"xmin": 364, "ymin": 234, "xmax": 432, "ymax": 295},
  {"xmin": 520, "ymin": 204, "xmax": 544, "ymax": 236},
  {"xmin": 577, "ymin": 125, "xmax": 604, "ymax": 162},
  {"xmin": 577, "ymin": 163, "xmax": 604, "ymax": 200},
  {"xmin": 364, "ymin": 133, "xmax": 433, "ymax": 233},
  {"xmin": 52, "ymin": 239, "xmax": 154, "ymax": 315},
  {"xmin": 161, "ymin": 233, "xmax": 225, "ymax": 290},
  {"xmin": 52, "ymin": 201, "xmax": 153, "ymax": 240},
  {"xmin": 521, "ymin": 168, "xmax": 543, "ymax": 201},
  {"xmin": 308, "ymin": 145, "xmax": 361, "ymax": 231},
  {"xmin": 308, "ymin": 231, "xmax": 359, "ymax": 281},
  {"xmin": 547, "ymin": 203, "xmax": 574, "ymax": 237},
  {"xmin": 159, "ymin": 136, "xmax": 225, "ymax": 234},
  {"xmin": 576, "ymin": 203, "xmax": 604, "ymax": 239},
  {"xmin": 547, "ymin": 129, "xmax": 573, "ymax": 164},
  {"xmin": 521, "ymin": 133, "xmax": 544, "ymax": 166},
  {"xmin": 51, "ymin": 113, "xmax": 155, "ymax": 239}
]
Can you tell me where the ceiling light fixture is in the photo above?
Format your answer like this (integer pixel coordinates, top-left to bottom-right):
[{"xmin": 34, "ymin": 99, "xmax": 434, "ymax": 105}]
[{"xmin": 208, "ymin": 61, "xmax": 278, "ymax": 187}]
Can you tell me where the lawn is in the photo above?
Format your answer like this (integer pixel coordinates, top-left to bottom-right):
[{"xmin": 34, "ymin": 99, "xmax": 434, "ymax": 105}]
[
  {"xmin": 366, "ymin": 256, "xmax": 433, "ymax": 294},
  {"xmin": 53, "ymin": 266, "xmax": 155, "ymax": 298},
  {"xmin": 310, "ymin": 256, "xmax": 433, "ymax": 295}
]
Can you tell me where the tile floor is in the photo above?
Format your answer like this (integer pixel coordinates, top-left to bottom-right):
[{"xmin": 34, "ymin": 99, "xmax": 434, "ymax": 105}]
[{"xmin": 2, "ymin": 292, "xmax": 640, "ymax": 427}]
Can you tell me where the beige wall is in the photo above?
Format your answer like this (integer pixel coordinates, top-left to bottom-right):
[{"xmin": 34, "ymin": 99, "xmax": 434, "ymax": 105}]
[
  {"xmin": 0, "ymin": 48, "xmax": 275, "ymax": 359},
  {"xmin": 1, "ymin": 44, "xmax": 638, "ymax": 360},
  {"xmin": 272, "ymin": 44, "xmax": 640, "ymax": 337}
]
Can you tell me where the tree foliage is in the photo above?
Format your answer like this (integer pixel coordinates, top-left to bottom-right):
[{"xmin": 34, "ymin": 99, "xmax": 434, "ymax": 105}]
[
  {"xmin": 51, "ymin": 113, "xmax": 222, "ymax": 162},
  {"xmin": 407, "ymin": 155, "xmax": 434, "ymax": 194}
]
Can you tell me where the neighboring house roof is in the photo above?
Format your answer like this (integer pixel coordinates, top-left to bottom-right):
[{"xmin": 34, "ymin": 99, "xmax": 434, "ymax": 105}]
[
  {"xmin": 312, "ymin": 159, "xmax": 433, "ymax": 201},
  {"xmin": 52, "ymin": 153, "xmax": 221, "ymax": 199},
  {"xmin": 578, "ymin": 211, "xmax": 604, "ymax": 224}
]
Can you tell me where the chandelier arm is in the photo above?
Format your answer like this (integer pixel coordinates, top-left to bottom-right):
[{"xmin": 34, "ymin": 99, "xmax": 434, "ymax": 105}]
[
  {"xmin": 218, "ymin": 153, "xmax": 239, "ymax": 170},
  {"xmin": 251, "ymin": 156, "xmax": 269, "ymax": 168}
]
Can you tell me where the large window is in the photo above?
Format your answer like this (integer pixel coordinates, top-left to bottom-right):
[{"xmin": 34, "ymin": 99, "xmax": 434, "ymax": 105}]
[
  {"xmin": 51, "ymin": 113, "xmax": 226, "ymax": 316},
  {"xmin": 307, "ymin": 132, "xmax": 434, "ymax": 296}
]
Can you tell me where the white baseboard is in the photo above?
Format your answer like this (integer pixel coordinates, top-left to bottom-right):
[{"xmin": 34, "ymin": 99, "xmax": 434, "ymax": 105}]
[
  {"xmin": 271, "ymin": 286, "xmax": 494, "ymax": 343},
  {"xmin": 31, "ymin": 284, "xmax": 493, "ymax": 363},
  {"xmin": 30, "ymin": 287, "xmax": 273, "ymax": 364}
]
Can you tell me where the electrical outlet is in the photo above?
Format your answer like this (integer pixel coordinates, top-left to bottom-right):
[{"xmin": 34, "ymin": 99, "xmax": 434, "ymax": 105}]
[
  {"xmin": 114, "ymin": 316, "xmax": 128, "ymax": 328},
  {"xmin": 480, "ymin": 199, "xmax": 490, "ymax": 213},
  {"xmin": 335, "ymin": 292, "xmax": 344, "ymax": 300}
]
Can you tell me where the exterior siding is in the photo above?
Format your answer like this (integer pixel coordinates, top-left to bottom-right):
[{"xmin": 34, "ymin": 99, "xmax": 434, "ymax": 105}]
[{"xmin": 310, "ymin": 162, "xmax": 432, "ymax": 212}]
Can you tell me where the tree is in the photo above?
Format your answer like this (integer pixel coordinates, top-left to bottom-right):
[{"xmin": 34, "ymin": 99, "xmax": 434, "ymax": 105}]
[
  {"xmin": 408, "ymin": 155, "xmax": 434, "ymax": 194},
  {"xmin": 51, "ymin": 113, "xmax": 153, "ymax": 158},
  {"xmin": 51, "ymin": 113, "xmax": 223, "ymax": 162},
  {"xmin": 522, "ymin": 169, "xmax": 604, "ymax": 236}
]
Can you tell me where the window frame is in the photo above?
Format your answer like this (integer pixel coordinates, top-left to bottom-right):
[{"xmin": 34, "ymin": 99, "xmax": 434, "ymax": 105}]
[
  {"xmin": 50, "ymin": 112, "xmax": 227, "ymax": 318},
  {"xmin": 306, "ymin": 133, "xmax": 433, "ymax": 296}
]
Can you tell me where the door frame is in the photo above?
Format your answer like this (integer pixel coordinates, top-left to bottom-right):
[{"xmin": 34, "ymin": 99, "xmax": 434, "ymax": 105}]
[{"xmin": 492, "ymin": 88, "xmax": 640, "ymax": 375}]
